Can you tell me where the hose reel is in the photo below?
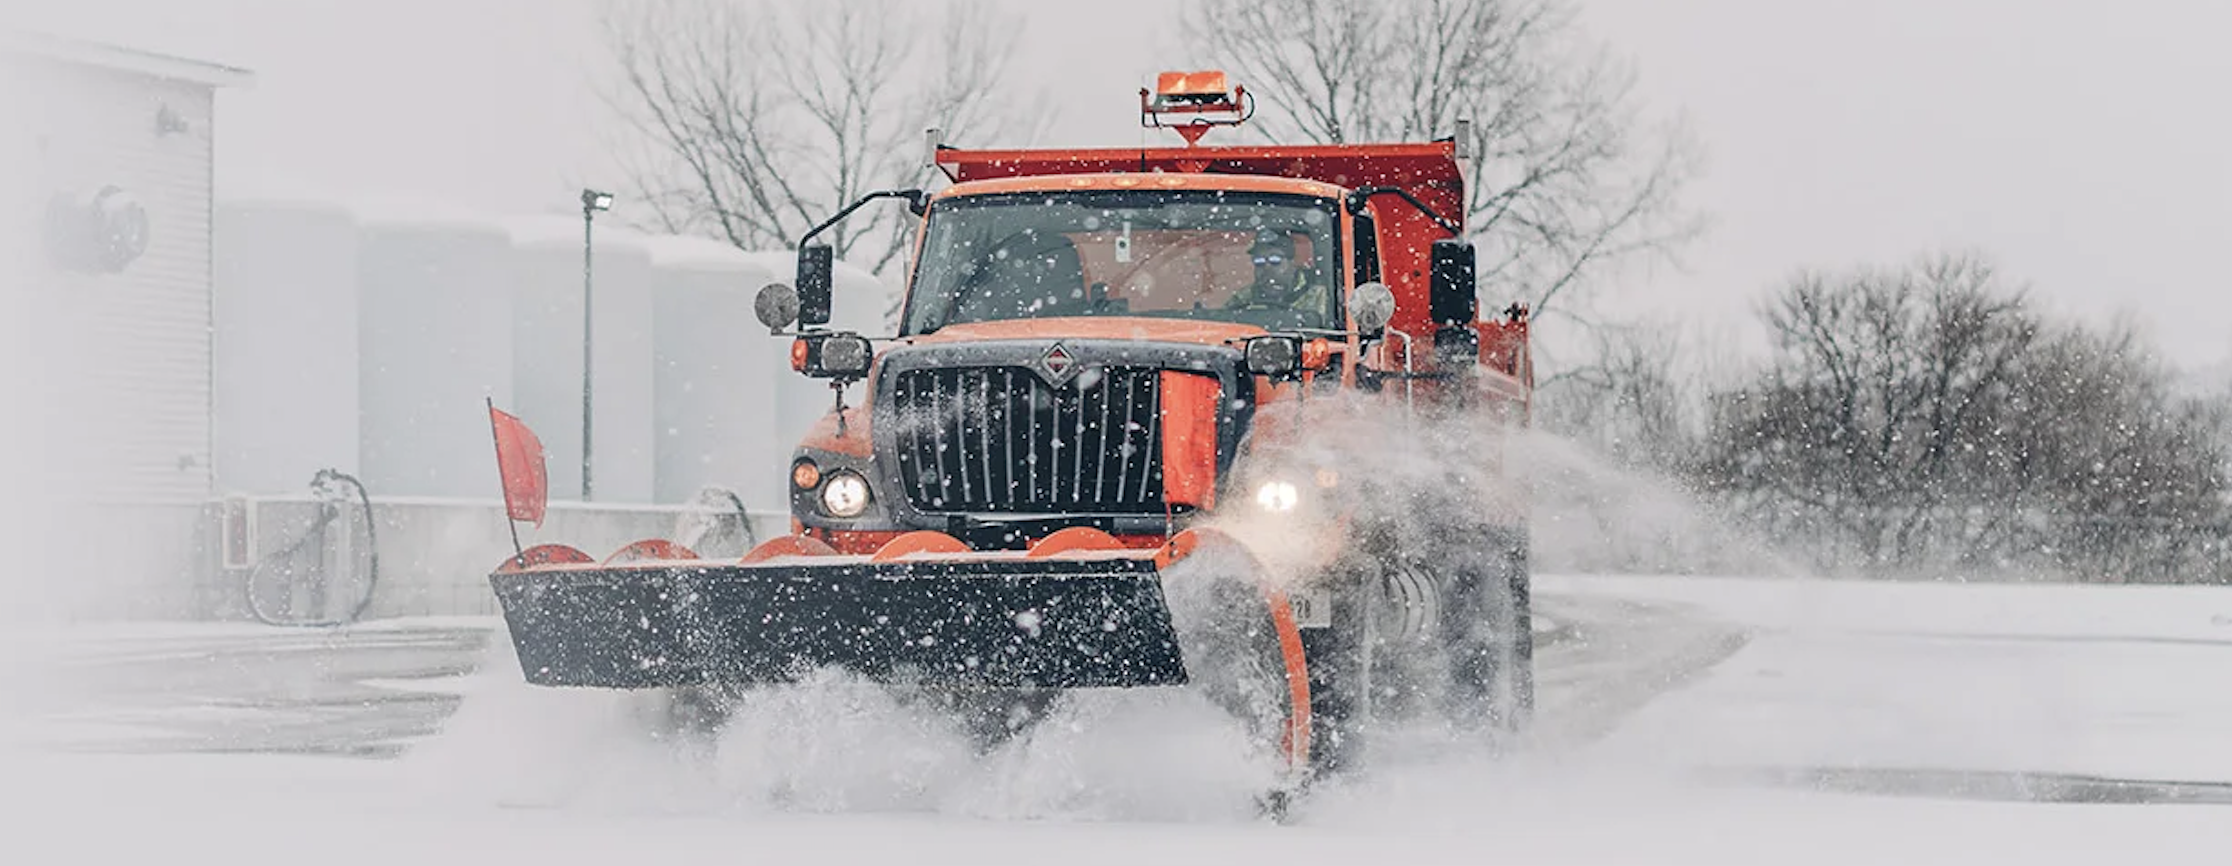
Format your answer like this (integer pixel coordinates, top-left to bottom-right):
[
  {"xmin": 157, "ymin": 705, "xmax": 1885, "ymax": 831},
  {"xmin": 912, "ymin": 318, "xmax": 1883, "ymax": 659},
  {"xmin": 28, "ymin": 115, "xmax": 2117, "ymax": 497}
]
[{"xmin": 240, "ymin": 469, "xmax": 380, "ymax": 627}]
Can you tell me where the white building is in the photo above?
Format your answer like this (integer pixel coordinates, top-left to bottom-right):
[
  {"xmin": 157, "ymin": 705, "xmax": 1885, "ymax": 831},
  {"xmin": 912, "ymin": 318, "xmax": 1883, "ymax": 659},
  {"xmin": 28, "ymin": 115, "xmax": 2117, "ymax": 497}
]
[
  {"xmin": 4, "ymin": 31, "xmax": 252, "ymax": 505},
  {"xmin": 0, "ymin": 31, "xmax": 881, "ymax": 621},
  {"xmin": 1, "ymin": 32, "xmax": 251, "ymax": 620}
]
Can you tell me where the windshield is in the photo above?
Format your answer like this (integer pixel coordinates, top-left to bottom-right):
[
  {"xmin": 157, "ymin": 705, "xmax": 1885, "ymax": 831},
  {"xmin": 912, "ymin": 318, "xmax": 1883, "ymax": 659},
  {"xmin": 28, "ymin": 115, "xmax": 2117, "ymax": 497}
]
[{"xmin": 902, "ymin": 189, "xmax": 1343, "ymax": 335}]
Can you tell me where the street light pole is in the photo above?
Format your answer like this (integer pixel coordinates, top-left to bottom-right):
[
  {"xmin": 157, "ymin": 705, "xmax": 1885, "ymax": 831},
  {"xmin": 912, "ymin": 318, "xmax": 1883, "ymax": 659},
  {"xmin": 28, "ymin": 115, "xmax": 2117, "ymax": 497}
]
[{"xmin": 580, "ymin": 189, "xmax": 613, "ymax": 501}]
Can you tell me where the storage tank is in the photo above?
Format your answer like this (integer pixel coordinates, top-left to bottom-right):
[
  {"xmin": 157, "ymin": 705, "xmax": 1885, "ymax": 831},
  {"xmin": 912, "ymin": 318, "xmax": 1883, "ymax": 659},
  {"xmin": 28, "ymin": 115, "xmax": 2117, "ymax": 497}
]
[
  {"xmin": 503, "ymin": 216, "xmax": 656, "ymax": 505},
  {"xmin": 353, "ymin": 198, "xmax": 514, "ymax": 499},
  {"xmin": 642, "ymin": 236, "xmax": 782, "ymax": 509},
  {"xmin": 211, "ymin": 197, "xmax": 361, "ymax": 495},
  {"xmin": 740, "ymin": 251, "xmax": 893, "ymax": 451}
]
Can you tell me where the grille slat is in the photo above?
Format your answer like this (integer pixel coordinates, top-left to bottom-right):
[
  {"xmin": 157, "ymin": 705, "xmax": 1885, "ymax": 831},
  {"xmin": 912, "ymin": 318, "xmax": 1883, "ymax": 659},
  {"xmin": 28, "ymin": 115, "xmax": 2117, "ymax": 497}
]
[
  {"xmin": 1069, "ymin": 378, "xmax": 1088, "ymax": 506},
  {"xmin": 1095, "ymin": 371, "xmax": 1115, "ymax": 503},
  {"xmin": 1115, "ymin": 372, "xmax": 1136, "ymax": 503},
  {"xmin": 1025, "ymin": 372, "xmax": 1041, "ymax": 505},
  {"xmin": 900, "ymin": 373, "xmax": 934, "ymax": 506},
  {"xmin": 975, "ymin": 370, "xmax": 994, "ymax": 504},
  {"xmin": 951, "ymin": 370, "xmax": 974, "ymax": 505},
  {"xmin": 892, "ymin": 365, "xmax": 1166, "ymax": 514},
  {"xmin": 1000, "ymin": 368, "xmax": 1017, "ymax": 505},
  {"xmin": 1139, "ymin": 372, "xmax": 1161, "ymax": 502}
]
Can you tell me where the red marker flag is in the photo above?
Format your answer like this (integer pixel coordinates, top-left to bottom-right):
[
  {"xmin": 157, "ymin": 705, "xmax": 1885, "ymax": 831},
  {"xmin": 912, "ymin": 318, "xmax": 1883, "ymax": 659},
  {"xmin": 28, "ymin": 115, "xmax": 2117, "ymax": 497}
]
[{"xmin": 487, "ymin": 399, "xmax": 549, "ymax": 529}]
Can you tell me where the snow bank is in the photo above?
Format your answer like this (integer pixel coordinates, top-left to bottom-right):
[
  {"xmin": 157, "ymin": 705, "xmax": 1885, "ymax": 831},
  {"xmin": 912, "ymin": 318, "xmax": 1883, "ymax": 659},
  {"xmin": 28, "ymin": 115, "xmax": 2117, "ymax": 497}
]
[
  {"xmin": 1544, "ymin": 573, "xmax": 2232, "ymax": 642},
  {"xmin": 1551, "ymin": 573, "xmax": 2232, "ymax": 785}
]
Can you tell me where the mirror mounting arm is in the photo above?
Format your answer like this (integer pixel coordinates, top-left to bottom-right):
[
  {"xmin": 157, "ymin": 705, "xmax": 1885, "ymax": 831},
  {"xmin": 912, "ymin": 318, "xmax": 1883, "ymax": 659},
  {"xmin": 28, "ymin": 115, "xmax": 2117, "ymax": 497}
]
[
  {"xmin": 1346, "ymin": 186, "xmax": 1460, "ymax": 237},
  {"xmin": 798, "ymin": 189, "xmax": 928, "ymax": 248}
]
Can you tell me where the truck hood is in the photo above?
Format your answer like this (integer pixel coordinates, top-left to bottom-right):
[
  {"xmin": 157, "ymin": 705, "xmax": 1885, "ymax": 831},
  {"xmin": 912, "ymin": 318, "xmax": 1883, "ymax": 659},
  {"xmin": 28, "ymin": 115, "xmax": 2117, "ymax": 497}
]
[{"xmin": 899, "ymin": 316, "xmax": 1267, "ymax": 349}]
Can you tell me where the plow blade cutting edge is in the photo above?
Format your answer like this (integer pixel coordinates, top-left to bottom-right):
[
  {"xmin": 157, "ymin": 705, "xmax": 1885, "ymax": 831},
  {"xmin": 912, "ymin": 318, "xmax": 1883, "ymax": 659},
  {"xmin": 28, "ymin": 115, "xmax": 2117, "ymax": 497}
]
[{"xmin": 488, "ymin": 553, "xmax": 1189, "ymax": 691}]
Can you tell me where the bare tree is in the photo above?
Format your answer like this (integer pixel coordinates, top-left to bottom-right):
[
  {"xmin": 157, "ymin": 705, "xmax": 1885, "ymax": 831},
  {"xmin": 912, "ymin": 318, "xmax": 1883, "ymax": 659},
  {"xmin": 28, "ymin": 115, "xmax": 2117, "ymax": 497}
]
[
  {"xmin": 1700, "ymin": 250, "xmax": 2232, "ymax": 582},
  {"xmin": 1534, "ymin": 318, "xmax": 1698, "ymax": 470},
  {"xmin": 600, "ymin": 0, "xmax": 1038, "ymax": 284},
  {"xmin": 1181, "ymin": 0, "xmax": 1705, "ymax": 327}
]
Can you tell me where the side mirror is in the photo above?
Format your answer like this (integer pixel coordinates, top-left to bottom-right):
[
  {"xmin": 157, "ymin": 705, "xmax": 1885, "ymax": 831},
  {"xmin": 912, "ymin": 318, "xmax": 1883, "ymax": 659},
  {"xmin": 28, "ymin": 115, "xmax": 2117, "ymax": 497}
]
[
  {"xmin": 1429, "ymin": 238, "xmax": 1477, "ymax": 326},
  {"xmin": 1351, "ymin": 281, "xmax": 1396, "ymax": 337},
  {"xmin": 796, "ymin": 244, "xmax": 834, "ymax": 327},
  {"xmin": 754, "ymin": 283, "xmax": 801, "ymax": 334},
  {"xmin": 1243, "ymin": 335, "xmax": 1301, "ymax": 377}
]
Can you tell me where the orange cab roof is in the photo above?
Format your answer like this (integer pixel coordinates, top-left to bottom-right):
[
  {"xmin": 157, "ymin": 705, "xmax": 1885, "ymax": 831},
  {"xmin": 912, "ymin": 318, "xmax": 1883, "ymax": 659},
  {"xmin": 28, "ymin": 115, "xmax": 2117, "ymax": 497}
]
[
  {"xmin": 934, "ymin": 172, "xmax": 1346, "ymax": 201},
  {"xmin": 932, "ymin": 141, "xmax": 1460, "ymax": 213}
]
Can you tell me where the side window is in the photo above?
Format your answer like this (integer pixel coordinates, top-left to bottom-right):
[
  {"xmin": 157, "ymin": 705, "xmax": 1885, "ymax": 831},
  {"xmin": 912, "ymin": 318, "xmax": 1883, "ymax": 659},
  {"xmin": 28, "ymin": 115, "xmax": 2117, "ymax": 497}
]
[
  {"xmin": 1352, "ymin": 210, "xmax": 1381, "ymax": 286},
  {"xmin": 1328, "ymin": 210, "xmax": 1384, "ymax": 391}
]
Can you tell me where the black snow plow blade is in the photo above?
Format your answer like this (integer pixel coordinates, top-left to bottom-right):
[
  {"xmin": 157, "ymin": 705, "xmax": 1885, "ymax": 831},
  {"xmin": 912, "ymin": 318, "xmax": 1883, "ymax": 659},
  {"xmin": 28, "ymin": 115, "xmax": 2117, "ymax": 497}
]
[{"xmin": 488, "ymin": 556, "xmax": 1187, "ymax": 691}]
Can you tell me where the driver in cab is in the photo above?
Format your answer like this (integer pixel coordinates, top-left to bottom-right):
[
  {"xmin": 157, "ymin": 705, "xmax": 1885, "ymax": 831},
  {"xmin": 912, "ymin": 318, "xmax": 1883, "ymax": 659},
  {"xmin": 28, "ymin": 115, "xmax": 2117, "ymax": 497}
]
[{"xmin": 1223, "ymin": 229, "xmax": 1328, "ymax": 317}]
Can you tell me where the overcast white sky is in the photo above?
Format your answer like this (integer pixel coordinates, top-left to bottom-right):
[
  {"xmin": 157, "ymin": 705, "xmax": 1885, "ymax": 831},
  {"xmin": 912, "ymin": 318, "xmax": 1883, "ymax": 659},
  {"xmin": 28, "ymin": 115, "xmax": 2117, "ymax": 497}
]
[{"xmin": 7, "ymin": 0, "xmax": 2227, "ymax": 372}]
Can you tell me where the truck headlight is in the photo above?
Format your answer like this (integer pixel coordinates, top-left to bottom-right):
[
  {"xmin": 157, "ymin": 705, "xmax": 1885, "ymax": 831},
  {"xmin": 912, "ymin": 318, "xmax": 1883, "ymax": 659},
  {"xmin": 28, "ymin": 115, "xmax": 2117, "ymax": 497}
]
[
  {"xmin": 821, "ymin": 470, "xmax": 872, "ymax": 517},
  {"xmin": 1254, "ymin": 480, "xmax": 1301, "ymax": 513}
]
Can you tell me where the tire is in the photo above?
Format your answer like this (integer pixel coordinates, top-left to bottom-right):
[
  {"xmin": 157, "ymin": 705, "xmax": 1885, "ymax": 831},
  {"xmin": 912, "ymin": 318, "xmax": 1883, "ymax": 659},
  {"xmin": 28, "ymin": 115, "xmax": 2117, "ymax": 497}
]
[
  {"xmin": 1488, "ymin": 527, "xmax": 1534, "ymax": 735},
  {"xmin": 1440, "ymin": 523, "xmax": 1533, "ymax": 737},
  {"xmin": 1299, "ymin": 583, "xmax": 1368, "ymax": 775}
]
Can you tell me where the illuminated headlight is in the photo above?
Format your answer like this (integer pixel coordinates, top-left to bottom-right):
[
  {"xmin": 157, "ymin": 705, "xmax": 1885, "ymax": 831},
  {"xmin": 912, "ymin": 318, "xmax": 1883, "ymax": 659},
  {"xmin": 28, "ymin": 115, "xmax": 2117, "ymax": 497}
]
[
  {"xmin": 820, "ymin": 470, "xmax": 871, "ymax": 517},
  {"xmin": 1254, "ymin": 480, "xmax": 1301, "ymax": 512}
]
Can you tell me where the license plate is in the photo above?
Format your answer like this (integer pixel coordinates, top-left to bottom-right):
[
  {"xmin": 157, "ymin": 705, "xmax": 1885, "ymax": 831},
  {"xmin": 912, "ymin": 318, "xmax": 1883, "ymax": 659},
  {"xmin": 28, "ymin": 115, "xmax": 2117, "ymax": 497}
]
[{"xmin": 1288, "ymin": 588, "xmax": 1333, "ymax": 628}]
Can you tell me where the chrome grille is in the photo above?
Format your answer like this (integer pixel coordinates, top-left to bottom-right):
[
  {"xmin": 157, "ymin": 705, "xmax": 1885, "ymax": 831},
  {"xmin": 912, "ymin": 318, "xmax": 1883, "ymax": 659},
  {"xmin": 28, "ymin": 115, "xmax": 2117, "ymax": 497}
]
[{"xmin": 890, "ymin": 365, "xmax": 1164, "ymax": 513}]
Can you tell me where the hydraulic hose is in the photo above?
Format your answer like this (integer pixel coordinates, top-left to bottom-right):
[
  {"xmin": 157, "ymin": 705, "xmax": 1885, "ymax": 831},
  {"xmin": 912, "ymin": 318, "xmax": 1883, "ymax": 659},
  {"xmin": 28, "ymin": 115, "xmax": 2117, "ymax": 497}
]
[{"xmin": 242, "ymin": 468, "xmax": 381, "ymax": 627}]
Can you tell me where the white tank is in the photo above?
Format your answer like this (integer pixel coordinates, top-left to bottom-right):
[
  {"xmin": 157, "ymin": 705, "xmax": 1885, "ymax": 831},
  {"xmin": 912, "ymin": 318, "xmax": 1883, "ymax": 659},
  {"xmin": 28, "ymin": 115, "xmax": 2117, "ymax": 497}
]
[
  {"xmin": 352, "ymin": 198, "xmax": 514, "ymax": 500},
  {"xmin": 642, "ymin": 236, "xmax": 783, "ymax": 509},
  {"xmin": 504, "ymin": 216, "xmax": 656, "ymax": 505},
  {"xmin": 211, "ymin": 197, "xmax": 361, "ymax": 496}
]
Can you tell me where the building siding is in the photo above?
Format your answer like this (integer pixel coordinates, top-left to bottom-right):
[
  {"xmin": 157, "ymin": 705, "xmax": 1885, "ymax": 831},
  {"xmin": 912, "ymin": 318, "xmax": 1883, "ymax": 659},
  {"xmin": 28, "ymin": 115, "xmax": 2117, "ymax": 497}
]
[{"xmin": 22, "ymin": 57, "xmax": 216, "ymax": 505}]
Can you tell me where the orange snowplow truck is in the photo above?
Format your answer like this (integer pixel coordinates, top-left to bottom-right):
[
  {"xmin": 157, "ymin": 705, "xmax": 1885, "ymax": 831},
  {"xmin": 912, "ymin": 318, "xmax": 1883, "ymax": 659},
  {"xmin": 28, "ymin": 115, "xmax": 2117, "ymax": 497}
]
[{"xmin": 487, "ymin": 71, "xmax": 1534, "ymax": 790}]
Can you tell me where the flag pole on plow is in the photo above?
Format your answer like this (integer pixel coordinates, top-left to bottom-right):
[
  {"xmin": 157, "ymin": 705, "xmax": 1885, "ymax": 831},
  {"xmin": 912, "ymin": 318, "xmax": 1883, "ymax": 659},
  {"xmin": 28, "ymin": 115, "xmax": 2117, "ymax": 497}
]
[{"xmin": 486, "ymin": 397, "xmax": 550, "ymax": 565}]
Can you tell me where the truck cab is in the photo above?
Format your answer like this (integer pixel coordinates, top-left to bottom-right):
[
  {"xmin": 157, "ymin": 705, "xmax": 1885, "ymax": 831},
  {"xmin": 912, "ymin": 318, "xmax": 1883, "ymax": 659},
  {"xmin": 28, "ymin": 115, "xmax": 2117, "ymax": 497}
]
[{"xmin": 760, "ymin": 72, "xmax": 1532, "ymax": 558}]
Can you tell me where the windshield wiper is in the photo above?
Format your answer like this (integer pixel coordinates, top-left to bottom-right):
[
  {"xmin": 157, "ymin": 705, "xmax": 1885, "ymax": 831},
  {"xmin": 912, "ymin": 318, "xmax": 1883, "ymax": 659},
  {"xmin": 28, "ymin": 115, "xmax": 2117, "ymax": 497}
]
[{"xmin": 926, "ymin": 229, "xmax": 1057, "ymax": 332}]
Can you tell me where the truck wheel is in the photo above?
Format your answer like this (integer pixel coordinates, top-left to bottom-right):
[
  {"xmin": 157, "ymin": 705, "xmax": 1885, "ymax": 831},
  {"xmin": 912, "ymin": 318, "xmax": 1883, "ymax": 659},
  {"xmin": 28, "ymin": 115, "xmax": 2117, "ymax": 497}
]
[
  {"xmin": 1489, "ymin": 528, "xmax": 1534, "ymax": 735},
  {"xmin": 1440, "ymin": 524, "xmax": 1534, "ymax": 738},
  {"xmin": 1299, "ymin": 579, "xmax": 1369, "ymax": 775}
]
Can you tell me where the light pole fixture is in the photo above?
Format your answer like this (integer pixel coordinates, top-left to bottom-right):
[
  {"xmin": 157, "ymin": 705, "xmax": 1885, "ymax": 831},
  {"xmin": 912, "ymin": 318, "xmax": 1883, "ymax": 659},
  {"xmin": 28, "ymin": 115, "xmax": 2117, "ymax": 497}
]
[{"xmin": 580, "ymin": 188, "xmax": 612, "ymax": 500}]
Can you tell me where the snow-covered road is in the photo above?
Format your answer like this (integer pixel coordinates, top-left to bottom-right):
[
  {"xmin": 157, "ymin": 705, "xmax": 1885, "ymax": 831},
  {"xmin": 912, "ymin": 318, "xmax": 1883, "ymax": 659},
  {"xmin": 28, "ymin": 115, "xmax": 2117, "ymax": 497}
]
[{"xmin": 5, "ymin": 574, "xmax": 2231, "ymax": 865}]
